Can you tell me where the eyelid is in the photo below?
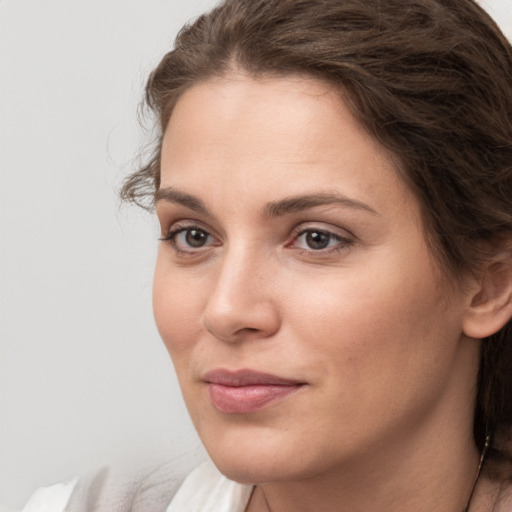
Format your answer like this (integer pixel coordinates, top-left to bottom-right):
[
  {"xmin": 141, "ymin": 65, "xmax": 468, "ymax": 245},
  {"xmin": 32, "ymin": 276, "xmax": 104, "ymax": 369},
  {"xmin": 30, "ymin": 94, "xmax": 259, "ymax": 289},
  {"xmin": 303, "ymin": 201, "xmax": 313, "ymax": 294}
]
[
  {"xmin": 287, "ymin": 223, "xmax": 355, "ymax": 254},
  {"xmin": 288, "ymin": 222, "xmax": 354, "ymax": 241},
  {"xmin": 160, "ymin": 218, "xmax": 213, "ymax": 238},
  {"xmin": 159, "ymin": 220, "xmax": 221, "ymax": 255}
]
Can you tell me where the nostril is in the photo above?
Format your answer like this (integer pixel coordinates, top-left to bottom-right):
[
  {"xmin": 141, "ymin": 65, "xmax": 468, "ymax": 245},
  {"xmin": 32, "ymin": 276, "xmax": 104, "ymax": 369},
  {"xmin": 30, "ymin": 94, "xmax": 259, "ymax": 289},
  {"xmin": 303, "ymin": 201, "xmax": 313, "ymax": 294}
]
[{"xmin": 233, "ymin": 326, "xmax": 260, "ymax": 337}]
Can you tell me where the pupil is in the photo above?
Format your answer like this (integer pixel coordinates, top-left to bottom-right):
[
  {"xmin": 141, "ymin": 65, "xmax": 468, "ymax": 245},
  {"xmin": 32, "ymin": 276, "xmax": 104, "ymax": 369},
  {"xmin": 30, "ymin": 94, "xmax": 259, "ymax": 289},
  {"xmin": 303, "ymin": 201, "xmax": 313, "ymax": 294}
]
[
  {"xmin": 306, "ymin": 231, "xmax": 329, "ymax": 249},
  {"xmin": 186, "ymin": 229, "xmax": 207, "ymax": 247}
]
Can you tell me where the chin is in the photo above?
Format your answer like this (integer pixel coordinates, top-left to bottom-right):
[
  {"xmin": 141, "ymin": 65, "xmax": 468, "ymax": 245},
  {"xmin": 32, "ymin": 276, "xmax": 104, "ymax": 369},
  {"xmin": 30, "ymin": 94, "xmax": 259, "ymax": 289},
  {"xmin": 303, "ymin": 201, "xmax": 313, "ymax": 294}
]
[
  {"xmin": 212, "ymin": 454, "xmax": 294, "ymax": 485},
  {"xmin": 202, "ymin": 430, "xmax": 329, "ymax": 485}
]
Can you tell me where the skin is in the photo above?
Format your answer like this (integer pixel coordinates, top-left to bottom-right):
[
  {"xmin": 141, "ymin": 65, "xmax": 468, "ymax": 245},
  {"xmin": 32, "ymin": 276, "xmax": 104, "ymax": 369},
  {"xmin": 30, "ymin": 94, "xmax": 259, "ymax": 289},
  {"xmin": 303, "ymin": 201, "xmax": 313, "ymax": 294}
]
[{"xmin": 153, "ymin": 74, "xmax": 483, "ymax": 512}]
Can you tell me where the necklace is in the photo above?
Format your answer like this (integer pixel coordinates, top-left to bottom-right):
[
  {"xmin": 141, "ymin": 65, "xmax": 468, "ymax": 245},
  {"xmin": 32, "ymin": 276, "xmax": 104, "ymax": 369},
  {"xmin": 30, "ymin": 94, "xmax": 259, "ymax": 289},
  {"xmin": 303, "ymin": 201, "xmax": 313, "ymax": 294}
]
[{"xmin": 462, "ymin": 434, "xmax": 491, "ymax": 512}]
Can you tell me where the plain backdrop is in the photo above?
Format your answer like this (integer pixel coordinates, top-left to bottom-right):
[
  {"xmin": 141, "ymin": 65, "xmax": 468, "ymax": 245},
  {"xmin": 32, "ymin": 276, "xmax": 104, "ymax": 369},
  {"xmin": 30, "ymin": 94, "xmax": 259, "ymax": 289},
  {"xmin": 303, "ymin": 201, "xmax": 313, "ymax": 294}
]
[{"xmin": 0, "ymin": 0, "xmax": 511, "ymax": 509}]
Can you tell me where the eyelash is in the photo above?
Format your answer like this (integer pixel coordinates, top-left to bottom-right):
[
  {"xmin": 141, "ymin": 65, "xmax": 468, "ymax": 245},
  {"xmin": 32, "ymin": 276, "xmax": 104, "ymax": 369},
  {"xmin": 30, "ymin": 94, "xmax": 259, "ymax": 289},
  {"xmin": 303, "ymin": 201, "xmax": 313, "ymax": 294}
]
[
  {"xmin": 288, "ymin": 227, "xmax": 353, "ymax": 255},
  {"xmin": 159, "ymin": 223, "xmax": 217, "ymax": 256},
  {"xmin": 159, "ymin": 223, "xmax": 353, "ymax": 257}
]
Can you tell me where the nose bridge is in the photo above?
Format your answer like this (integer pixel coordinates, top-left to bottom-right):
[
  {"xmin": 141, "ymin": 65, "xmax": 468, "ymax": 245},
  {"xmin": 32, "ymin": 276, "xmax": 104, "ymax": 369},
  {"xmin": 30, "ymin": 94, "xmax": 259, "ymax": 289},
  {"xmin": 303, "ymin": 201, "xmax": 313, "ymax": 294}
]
[{"xmin": 202, "ymin": 241, "xmax": 278, "ymax": 341}]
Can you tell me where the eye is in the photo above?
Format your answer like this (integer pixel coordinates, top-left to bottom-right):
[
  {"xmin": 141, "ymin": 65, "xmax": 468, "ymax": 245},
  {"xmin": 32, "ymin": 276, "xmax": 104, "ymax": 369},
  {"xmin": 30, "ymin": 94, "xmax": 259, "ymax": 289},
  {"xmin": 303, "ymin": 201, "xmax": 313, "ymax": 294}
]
[
  {"xmin": 298, "ymin": 230, "xmax": 336, "ymax": 250},
  {"xmin": 290, "ymin": 227, "xmax": 352, "ymax": 253},
  {"xmin": 177, "ymin": 228, "xmax": 211, "ymax": 248},
  {"xmin": 160, "ymin": 224, "xmax": 218, "ymax": 253}
]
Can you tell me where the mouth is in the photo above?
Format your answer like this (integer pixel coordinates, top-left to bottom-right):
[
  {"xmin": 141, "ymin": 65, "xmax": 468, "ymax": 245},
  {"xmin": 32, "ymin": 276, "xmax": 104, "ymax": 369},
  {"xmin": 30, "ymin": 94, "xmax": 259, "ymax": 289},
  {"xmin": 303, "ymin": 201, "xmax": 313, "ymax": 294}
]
[{"xmin": 202, "ymin": 369, "xmax": 306, "ymax": 414}]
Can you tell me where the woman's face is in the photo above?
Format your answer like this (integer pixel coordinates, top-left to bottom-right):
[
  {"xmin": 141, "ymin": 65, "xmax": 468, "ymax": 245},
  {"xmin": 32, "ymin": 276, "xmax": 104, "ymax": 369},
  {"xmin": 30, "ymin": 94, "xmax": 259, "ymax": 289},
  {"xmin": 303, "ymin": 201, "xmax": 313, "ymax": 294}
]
[{"xmin": 153, "ymin": 75, "xmax": 477, "ymax": 483}]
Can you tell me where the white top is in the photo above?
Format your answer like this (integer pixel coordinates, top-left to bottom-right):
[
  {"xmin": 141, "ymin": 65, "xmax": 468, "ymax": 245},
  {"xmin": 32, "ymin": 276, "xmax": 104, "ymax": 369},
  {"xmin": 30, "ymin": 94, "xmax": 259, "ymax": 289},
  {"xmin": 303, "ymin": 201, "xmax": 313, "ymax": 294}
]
[
  {"xmin": 166, "ymin": 461, "xmax": 253, "ymax": 512},
  {"xmin": 21, "ymin": 479, "xmax": 78, "ymax": 512},
  {"xmin": 20, "ymin": 461, "xmax": 253, "ymax": 512}
]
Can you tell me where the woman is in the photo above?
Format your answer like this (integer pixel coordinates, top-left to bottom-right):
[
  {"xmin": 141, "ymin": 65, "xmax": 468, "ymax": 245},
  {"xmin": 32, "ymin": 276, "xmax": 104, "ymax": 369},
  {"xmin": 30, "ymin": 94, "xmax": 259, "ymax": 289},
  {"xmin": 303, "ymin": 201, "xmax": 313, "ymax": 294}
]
[{"xmin": 22, "ymin": 0, "xmax": 512, "ymax": 510}]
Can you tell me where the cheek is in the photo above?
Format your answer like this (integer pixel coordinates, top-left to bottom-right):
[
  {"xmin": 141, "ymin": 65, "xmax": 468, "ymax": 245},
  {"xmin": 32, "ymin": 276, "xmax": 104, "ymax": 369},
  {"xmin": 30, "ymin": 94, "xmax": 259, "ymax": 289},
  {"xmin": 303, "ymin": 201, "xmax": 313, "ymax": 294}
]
[
  {"xmin": 280, "ymin": 271, "xmax": 462, "ymax": 451},
  {"xmin": 284, "ymin": 256, "xmax": 458, "ymax": 382},
  {"xmin": 152, "ymin": 260, "xmax": 204, "ymax": 361}
]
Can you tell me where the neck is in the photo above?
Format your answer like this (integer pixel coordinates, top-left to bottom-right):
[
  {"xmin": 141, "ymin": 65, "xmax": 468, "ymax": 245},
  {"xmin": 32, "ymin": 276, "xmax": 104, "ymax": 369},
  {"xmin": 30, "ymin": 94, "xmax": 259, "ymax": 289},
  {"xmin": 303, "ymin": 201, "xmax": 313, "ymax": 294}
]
[{"xmin": 247, "ymin": 414, "xmax": 480, "ymax": 512}]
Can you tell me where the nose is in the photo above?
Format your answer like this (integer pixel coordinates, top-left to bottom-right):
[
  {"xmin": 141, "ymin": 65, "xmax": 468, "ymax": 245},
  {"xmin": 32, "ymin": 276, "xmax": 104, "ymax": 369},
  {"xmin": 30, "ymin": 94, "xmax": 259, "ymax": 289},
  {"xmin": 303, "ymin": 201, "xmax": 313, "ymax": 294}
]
[{"xmin": 201, "ymin": 248, "xmax": 280, "ymax": 343}]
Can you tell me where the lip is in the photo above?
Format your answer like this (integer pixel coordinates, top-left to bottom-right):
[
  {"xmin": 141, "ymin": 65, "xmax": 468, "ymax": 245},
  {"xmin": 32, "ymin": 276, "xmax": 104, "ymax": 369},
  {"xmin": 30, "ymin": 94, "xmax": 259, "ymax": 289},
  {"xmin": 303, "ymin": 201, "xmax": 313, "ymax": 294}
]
[{"xmin": 203, "ymin": 369, "xmax": 305, "ymax": 414}]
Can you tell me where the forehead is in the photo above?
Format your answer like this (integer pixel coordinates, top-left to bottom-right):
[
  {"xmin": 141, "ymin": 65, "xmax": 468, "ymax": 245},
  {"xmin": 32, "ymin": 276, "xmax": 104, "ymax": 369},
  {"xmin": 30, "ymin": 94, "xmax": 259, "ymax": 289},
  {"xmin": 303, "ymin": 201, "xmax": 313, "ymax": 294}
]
[
  {"xmin": 160, "ymin": 74, "xmax": 413, "ymax": 217},
  {"xmin": 163, "ymin": 74, "xmax": 375, "ymax": 156}
]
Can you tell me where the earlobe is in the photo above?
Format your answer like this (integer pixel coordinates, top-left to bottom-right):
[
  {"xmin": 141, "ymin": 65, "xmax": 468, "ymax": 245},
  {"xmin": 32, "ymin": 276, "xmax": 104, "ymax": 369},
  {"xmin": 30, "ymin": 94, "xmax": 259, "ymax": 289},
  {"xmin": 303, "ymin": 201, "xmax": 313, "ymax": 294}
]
[{"xmin": 463, "ymin": 251, "xmax": 512, "ymax": 339}]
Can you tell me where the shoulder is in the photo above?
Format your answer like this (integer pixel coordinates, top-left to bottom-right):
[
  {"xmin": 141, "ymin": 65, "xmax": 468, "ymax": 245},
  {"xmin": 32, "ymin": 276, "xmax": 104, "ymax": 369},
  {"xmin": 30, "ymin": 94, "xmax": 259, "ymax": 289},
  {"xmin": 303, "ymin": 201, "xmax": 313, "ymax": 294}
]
[
  {"xmin": 20, "ymin": 460, "xmax": 253, "ymax": 512},
  {"xmin": 495, "ymin": 482, "xmax": 512, "ymax": 512},
  {"xmin": 21, "ymin": 460, "xmax": 191, "ymax": 512},
  {"xmin": 68, "ymin": 461, "xmax": 191, "ymax": 512},
  {"xmin": 471, "ymin": 472, "xmax": 512, "ymax": 512}
]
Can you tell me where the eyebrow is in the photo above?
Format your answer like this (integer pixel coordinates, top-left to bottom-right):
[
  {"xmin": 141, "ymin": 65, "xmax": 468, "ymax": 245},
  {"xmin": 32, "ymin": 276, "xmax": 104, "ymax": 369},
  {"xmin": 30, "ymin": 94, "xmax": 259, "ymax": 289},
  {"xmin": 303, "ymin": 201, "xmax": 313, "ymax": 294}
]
[
  {"xmin": 155, "ymin": 187, "xmax": 209, "ymax": 215},
  {"xmin": 155, "ymin": 187, "xmax": 378, "ymax": 217},
  {"xmin": 264, "ymin": 193, "xmax": 379, "ymax": 217}
]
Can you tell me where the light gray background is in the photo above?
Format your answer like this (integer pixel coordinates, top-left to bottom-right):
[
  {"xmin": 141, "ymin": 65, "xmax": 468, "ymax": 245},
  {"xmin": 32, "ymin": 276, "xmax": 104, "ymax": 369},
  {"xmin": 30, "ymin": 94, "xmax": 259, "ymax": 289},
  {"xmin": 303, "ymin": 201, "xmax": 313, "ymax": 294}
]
[{"xmin": 1, "ymin": 0, "xmax": 511, "ymax": 509}]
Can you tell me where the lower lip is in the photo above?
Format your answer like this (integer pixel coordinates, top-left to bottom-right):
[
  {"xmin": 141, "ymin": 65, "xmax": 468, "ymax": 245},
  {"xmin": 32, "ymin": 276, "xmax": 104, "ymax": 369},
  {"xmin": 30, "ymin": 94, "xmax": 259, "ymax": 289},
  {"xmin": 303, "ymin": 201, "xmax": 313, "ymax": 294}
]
[{"xmin": 207, "ymin": 383, "xmax": 303, "ymax": 414}]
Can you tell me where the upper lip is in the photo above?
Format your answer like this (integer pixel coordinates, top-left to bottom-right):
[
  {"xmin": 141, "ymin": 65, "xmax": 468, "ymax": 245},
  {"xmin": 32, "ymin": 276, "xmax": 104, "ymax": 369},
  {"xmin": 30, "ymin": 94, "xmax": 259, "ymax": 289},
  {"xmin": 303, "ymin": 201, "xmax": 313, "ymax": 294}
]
[{"xmin": 202, "ymin": 369, "xmax": 305, "ymax": 387}]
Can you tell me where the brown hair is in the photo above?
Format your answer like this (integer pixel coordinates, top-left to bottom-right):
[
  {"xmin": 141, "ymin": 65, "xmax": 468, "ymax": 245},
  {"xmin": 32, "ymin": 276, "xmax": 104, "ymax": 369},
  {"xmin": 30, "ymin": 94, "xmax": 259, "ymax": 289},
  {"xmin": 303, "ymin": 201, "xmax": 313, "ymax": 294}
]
[{"xmin": 122, "ymin": 0, "xmax": 512, "ymax": 468}]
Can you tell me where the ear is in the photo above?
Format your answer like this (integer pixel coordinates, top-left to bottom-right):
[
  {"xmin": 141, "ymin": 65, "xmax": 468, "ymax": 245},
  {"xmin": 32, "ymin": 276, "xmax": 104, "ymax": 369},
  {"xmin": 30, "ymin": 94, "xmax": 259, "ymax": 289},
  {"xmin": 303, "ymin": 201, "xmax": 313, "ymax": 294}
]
[{"xmin": 463, "ymin": 246, "xmax": 512, "ymax": 339}]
